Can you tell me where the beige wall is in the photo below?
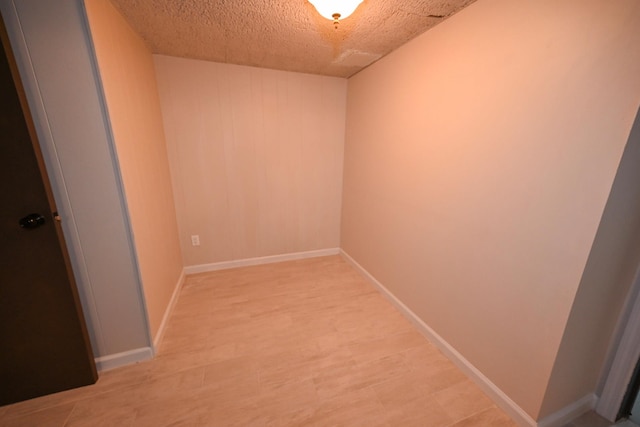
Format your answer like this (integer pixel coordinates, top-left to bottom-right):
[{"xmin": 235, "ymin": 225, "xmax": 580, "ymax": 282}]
[
  {"xmin": 84, "ymin": 0, "xmax": 183, "ymax": 339},
  {"xmin": 342, "ymin": 0, "xmax": 640, "ymax": 419},
  {"xmin": 154, "ymin": 56, "xmax": 346, "ymax": 267}
]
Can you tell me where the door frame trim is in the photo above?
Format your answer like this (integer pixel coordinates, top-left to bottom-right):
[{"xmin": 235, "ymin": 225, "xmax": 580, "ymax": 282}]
[
  {"xmin": 0, "ymin": 4, "xmax": 98, "ymax": 393},
  {"xmin": 0, "ymin": 0, "xmax": 105, "ymax": 353},
  {"xmin": 596, "ymin": 265, "xmax": 640, "ymax": 421}
]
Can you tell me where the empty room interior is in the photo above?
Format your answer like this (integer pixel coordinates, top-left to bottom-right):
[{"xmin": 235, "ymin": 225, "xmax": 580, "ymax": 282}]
[{"xmin": 2, "ymin": 0, "xmax": 640, "ymax": 426}]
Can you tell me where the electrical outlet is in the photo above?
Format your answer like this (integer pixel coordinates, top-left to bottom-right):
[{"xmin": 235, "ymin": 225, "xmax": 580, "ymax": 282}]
[{"xmin": 191, "ymin": 235, "xmax": 200, "ymax": 246}]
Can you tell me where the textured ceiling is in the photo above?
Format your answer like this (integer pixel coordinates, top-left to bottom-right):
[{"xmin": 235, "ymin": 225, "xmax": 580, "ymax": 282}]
[{"xmin": 109, "ymin": 0, "xmax": 477, "ymax": 78}]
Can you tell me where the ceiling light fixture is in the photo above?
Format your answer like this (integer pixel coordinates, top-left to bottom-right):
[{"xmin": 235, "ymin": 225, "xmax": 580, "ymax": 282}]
[{"xmin": 308, "ymin": 0, "xmax": 364, "ymax": 29}]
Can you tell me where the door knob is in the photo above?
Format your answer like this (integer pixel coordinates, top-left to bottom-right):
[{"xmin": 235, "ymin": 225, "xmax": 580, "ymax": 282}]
[{"xmin": 19, "ymin": 213, "xmax": 46, "ymax": 229}]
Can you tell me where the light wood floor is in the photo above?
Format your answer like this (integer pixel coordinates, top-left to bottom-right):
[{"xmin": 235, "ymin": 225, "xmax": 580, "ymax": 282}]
[{"xmin": 0, "ymin": 255, "xmax": 517, "ymax": 426}]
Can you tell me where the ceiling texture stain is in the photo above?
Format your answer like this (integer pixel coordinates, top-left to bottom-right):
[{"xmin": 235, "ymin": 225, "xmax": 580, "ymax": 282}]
[{"xmin": 109, "ymin": 0, "xmax": 477, "ymax": 78}]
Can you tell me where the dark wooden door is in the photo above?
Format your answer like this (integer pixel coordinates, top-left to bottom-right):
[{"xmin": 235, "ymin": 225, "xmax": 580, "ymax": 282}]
[{"xmin": 0, "ymin": 17, "xmax": 97, "ymax": 406}]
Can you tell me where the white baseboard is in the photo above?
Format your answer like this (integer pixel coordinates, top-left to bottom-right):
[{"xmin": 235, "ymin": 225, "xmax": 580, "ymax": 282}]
[
  {"xmin": 184, "ymin": 248, "xmax": 341, "ymax": 275},
  {"xmin": 94, "ymin": 347, "xmax": 153, "ymax": 372},
  {"xmin": 537, "ymin": 394, "xmax": 598, "ymax": 427},
  {"xmin": 152, "ymin": 269, "xmax": 186, "ymax": 354},
  {"xmin": 340, "ymin": 249, "xmax": 538, "ymax": 427}
]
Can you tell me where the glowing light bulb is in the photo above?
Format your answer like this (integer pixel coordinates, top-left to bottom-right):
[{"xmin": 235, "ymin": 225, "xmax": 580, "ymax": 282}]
[{"xmin": 308, "ymin": 0, "xmax": 364, "ymax": 28}]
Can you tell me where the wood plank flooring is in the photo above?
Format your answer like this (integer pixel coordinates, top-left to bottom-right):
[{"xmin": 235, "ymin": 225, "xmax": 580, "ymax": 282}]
[{"xmin": 0, "ymin": 255, "xmax": 517, "ymax": 426}]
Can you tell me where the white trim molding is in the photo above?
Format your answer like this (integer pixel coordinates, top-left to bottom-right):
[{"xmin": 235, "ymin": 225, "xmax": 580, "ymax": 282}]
[
  {"xmin": 537, "ymin": 394, "xmax": 598, "ymax": 427},
  {"xmin": 596, "ymin": 267, "xmax": 640, "ymax": 421},
  {"xmin": 184, "ymin": 248, "xmax": 341, "ymax": 275},
  {"xmin": 94, "ymin": 347, "xmax": 153, "ymax": 372},
  {"xmin": 339, "ymin": 249, "xmax": 538, "ymax": 427},
  {"xmin": 152, "ymin": 269, "xmax": 186, "ymax": 354}
]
